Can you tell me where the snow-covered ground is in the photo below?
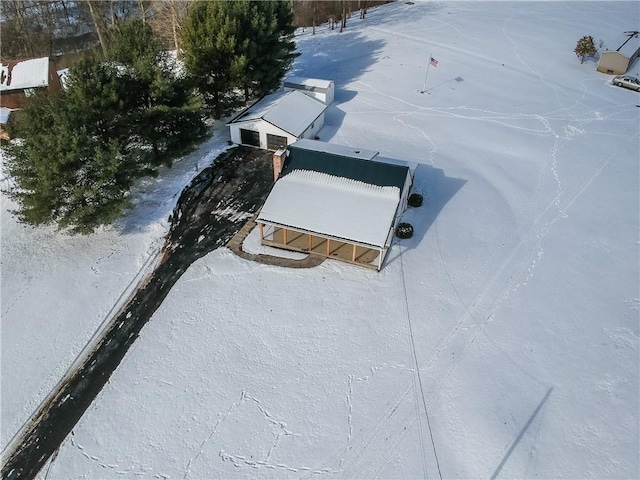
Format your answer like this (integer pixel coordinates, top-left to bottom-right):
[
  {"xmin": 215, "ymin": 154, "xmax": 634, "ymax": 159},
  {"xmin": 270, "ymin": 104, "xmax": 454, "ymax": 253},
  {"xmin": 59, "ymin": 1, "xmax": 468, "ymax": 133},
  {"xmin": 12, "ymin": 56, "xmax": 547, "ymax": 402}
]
[
  {"xmin": 0, "ymin": 128, "xmax": 232, "ymax": 450},
  {"xmin": 3, "ymin": 1, "xmax": 639, "ymax": 478}
]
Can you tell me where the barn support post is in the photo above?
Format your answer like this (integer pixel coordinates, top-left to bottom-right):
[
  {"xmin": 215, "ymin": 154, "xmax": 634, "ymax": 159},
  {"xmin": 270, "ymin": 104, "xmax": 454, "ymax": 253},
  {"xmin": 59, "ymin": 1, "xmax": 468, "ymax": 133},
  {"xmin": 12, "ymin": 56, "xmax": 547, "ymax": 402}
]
[
  {"xmin": 259, "ymin": 222, "xmax": 264, "ymax": 241},
  {"xmin": 308, "ymin": 234, "xmax": 312, "ymax": 252},
  {"xmin": 284, "ymin": 228, "xmax": 288, "ymax": 246},
  {"xmin": 352, "ymin": 244, "xmax": 357, "ymax": 262},
  {"xmin": 327, "ymin": 239, "xmax": 331, "ymax": 256}
]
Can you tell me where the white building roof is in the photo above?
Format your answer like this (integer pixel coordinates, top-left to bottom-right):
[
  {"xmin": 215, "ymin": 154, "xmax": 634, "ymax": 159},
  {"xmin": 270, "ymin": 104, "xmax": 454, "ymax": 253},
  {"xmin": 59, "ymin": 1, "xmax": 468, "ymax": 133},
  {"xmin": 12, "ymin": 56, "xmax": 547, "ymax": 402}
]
[
  {"xmin": 257, "ymin": 169, "xmax": 400, "ymax": 249},
  {"xmin": 604, "ymin": 32, "xmax": 640, "ymax": 58},
  {"xmin": 231, "ymin": 90, "xmax": 327, "ymax": 137},
  {"xmin": 290, "ymin": 138, "xmax": 379, "ymax": 161},
  {"xmin": 0, "ymin": 57, "xmax": 50, "ymax": 92},
  {"xmin": 284, "ymin": 76, "xmax": 333, "ymax": 90}
]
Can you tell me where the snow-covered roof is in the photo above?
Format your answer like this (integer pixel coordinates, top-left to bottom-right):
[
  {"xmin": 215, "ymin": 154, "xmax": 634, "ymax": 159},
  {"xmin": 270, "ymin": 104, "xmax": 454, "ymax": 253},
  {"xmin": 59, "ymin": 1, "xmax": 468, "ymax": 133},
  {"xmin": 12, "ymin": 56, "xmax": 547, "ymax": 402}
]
[
  {"xmin": 290, "ymin": 138, "xmax": 378, "ymax": 161},
  {"xmin": 604, "ymin": 32, "xmax": 640, "ymax": 58},
  {"xmin": 0, "ymin": 107, "xmax": 12, "ymax": 124},
  {"xmin": 257, "ymin": 169, "xmax": 400, "ymax": 249},
  {"xmin": 284, "ymin": 76, "xmax": 333, "ymax": 91},
  {"xmin": 0, "ymin": 57, "xmax": 50, "ymax": 92},
  {"xmin": 230, "ymin": 90, "xmax": 327, "ymax": 137}
]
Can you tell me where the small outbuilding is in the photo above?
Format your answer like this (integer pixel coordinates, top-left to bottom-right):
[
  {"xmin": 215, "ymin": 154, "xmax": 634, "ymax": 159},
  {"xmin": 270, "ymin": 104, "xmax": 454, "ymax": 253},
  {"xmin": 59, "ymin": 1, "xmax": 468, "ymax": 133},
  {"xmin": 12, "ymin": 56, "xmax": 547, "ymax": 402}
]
[
  {"xmin": 256, "ymin": 139, "xmax": 414, "ymax": 271},
  {"xmin": 228, "ymin": 90, "xmax": 327, "ymax": 151},
  {"xmin": 283, "ymin": 76, "xmax": 335, "ymax": 105},
  {"xmin": 597, "ymin": 32, "xmax": 640, "ymax": 75}
]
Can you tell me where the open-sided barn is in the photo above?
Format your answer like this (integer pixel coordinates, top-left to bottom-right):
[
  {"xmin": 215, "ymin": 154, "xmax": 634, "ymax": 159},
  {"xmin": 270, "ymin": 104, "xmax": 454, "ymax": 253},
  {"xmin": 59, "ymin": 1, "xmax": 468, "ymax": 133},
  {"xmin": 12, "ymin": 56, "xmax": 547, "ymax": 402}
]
[{"xmin": 256, "ymin": 139, "xmax": 414, "ymax": 270}]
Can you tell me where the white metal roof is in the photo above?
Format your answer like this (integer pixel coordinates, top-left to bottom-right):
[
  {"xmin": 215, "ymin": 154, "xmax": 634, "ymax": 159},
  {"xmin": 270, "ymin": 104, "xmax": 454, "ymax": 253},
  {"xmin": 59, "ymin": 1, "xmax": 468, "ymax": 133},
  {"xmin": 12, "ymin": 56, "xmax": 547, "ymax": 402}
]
[
  {"xmin": 0, "ymin": 57, "xmax": 49, "ymax": 92},
  {"xmin": 290, "ymin": 138, "xmax": 379, "ymax": 161},
  {"xmin": 257, "ymin": 169, "xmax": 400, "ymax": 249},
  {"xmin": 604, "ymin": 33, "xmax": 640, "ymax": 59},
  {"xmin": 231, "ymin": 90, "xmax": 327, "ymax": 137},
  {"xmin": 284, "ymin": 76, "xmax": 333, "ymax": 90}
]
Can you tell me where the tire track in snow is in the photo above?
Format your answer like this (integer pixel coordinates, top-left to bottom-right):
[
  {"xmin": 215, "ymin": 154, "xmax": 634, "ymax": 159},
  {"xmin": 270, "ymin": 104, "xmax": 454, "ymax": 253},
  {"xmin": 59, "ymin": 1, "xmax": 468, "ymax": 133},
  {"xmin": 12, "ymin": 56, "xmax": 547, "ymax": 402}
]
[
  {"xmin": 321, "ymin": 149, "xmax": 616, "ymax": 478},
  {"xmin": 392, "ymin": 113, "xmax": 436, "ymax": 166}
]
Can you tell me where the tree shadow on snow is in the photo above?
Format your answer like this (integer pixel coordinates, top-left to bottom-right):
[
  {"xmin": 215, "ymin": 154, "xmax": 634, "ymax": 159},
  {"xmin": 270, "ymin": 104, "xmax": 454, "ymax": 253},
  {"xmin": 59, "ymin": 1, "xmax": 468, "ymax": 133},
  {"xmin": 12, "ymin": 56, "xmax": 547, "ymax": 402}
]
[
  {"xmin": 317, "ymin": 89, "xmax": 357, "ymax": 141},
  {"xmin": 384, "ymin": 163, "xmax": 466, "ymax": 266},
  {"xmin": 290, "ymin": 30, "xmax": 385, "ymax": 136}
]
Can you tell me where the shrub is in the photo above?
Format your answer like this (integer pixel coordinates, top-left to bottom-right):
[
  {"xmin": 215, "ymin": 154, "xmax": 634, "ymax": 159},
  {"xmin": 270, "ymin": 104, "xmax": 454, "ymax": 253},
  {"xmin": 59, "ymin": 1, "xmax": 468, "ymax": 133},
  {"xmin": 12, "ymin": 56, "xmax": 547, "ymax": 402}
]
[
  {"xmin": 396, "ymin": 222, "xmax": 414, "ymax": 239},
  {"xmin": 408, "ymin": 193, "xmax": 423, "ymax": 207},
  {"xmin": 574, "ymin": 35, "xmax": 597, "ymax": 64}
]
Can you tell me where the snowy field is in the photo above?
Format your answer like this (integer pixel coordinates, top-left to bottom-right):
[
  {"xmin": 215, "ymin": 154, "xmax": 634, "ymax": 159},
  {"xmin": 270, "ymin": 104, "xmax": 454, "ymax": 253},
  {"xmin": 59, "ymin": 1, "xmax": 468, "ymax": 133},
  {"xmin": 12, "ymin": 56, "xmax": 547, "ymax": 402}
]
[{"xmin": 2, "ymin": 1, "xmax": 639, "ymax": 478}]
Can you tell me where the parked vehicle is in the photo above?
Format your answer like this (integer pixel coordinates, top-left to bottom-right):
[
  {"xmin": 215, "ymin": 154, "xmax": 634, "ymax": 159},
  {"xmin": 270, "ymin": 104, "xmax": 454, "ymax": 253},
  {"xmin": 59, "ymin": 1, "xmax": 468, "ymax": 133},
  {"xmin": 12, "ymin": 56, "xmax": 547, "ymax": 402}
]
[{"xmin": 612, "ymin": 75, "xmax": 640, "ymax": 91}]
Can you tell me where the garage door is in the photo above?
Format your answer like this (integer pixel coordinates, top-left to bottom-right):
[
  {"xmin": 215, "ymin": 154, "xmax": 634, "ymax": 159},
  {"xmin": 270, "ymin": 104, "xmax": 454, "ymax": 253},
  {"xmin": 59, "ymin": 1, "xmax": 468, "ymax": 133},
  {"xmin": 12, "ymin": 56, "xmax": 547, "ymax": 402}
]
[
  {"xmin": 240, "ymin": 129, "xmax": 260, "ymax": 147},
  {"xmin": 266, "ymin": 134, "xmax": 288, "ymax": 151}
]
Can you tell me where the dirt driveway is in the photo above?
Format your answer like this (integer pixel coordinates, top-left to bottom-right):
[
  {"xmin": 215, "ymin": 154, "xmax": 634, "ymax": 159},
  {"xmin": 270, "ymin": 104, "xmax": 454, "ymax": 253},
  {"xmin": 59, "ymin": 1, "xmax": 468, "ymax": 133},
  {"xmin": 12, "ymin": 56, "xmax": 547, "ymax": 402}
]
[{"xmin": 1, "ymin": 146, "xmax": 274, "ymax": 480}]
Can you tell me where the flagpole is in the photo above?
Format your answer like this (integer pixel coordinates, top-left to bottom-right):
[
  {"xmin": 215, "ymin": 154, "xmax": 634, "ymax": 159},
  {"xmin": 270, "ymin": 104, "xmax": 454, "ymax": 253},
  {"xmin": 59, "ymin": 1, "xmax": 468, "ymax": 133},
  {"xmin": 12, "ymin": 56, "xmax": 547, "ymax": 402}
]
[{"xmin": 421, "ymin": 53, "xmax": 432, "ymax": 93}]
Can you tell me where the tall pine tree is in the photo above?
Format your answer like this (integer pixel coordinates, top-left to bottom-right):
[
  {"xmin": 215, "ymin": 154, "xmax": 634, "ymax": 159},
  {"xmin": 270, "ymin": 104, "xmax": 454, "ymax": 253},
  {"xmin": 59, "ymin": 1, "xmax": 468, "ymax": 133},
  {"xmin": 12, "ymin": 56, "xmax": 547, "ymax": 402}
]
[
  {"xmin": 182, "ymin": 0, "xmax": 298, "ymax": 117},
  {"xmin": 181, "ymin": 1, "xmax": 241, "ymax": 118},
  {"xmin": 5, "ymin": 74, "xmax": 138, "ymax": 233}
]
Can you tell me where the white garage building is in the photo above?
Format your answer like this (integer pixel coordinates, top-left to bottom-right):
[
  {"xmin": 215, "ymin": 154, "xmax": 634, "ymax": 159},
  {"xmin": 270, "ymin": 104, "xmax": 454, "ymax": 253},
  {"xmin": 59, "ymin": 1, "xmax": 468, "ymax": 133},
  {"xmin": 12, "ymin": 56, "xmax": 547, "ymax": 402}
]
[{"xmin": 228, "ymin": 90, "xmax": 327, "ymax": 150}]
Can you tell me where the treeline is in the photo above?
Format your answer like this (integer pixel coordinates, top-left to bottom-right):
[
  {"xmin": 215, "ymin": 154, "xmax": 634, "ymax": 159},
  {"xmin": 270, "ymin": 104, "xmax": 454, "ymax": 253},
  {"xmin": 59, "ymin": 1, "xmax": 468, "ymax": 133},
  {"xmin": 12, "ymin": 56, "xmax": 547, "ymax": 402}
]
[
  {"xmin": 294, "ymin": 1, "xmax": 390, "ymax": 33},
  {"xmin": 4, "ymin": 1, "xmax": 296, "ymax": 233},
  {"xmin": 1, "ymin": 0, "xmax": 391, "ymax": 60},
  {"xmin": 0, "ymin": 0, "xmax": 188, "ymax": 59}
]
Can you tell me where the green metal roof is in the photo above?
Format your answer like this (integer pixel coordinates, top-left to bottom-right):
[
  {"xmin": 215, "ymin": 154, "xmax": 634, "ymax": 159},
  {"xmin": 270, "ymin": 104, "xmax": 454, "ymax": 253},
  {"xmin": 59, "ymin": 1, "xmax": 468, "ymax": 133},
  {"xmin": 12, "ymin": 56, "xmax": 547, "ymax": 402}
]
[{"xmin": 282, "ymin": 145, "xmax": 409, "ymax": 190}]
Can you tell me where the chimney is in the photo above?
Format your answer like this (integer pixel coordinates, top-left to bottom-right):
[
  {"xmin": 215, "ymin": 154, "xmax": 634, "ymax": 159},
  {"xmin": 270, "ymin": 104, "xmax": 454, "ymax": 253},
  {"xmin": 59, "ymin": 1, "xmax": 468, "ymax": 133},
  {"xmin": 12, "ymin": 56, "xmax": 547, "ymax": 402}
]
[{"xmin": 273, "ymin": 148, "xmax": 287, "ymax": 181}]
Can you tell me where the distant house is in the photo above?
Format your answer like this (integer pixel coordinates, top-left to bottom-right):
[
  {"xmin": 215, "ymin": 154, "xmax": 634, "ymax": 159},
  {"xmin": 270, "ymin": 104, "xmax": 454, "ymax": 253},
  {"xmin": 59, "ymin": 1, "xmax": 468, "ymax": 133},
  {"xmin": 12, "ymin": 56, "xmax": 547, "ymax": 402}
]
[
  {"xmin": 0, "ymin": 57, "xmax": 63, "ymax": 110},
  {"xmin": 228, "ymin": 90, "xmax": 328, "ymax": 150},
  {"xmin": 256, "ymin": 139, "xmax": 414, "ymax": 271},
  {"xmin": 283, "ymin": 76, "xmax": 335, "ymax": 105},
  {"xmin": 597, "ymin": 32, "xmax": 640, "ymax": 75}
]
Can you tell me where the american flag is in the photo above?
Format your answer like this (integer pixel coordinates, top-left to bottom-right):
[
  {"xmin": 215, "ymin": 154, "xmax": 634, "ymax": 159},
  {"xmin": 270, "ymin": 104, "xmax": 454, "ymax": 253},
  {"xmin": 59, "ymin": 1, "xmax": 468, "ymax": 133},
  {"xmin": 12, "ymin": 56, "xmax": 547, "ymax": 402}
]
[{"xmin": 430, "ymin": 56, "xmax": 439, "ymax": 67}]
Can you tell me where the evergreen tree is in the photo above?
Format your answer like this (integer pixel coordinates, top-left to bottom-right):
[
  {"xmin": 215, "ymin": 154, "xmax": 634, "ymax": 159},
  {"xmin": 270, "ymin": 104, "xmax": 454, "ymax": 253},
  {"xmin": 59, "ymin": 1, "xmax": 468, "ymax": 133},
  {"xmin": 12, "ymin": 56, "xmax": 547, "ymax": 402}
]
[
  {"xmin": 107, "ymin": 20, "xmax": 207, "ymax": 163},
  {"xmin": 5, "ymin": 87, "xmax": 135, "ymax": 233},
  {"xmin": 181, "ymin": 1, "xmax": 241, "ymax": 118},
  {"xmin": 182, "ymin": 0, "xmax": 298, "ymax": 117},
  {"xmin": 238, "ymin": 1, "xmax": 298, "ymax": 99},
  {"xmin": 574, "ymin": 35, "xmax": 597, "ymax": 64},
  {"xmin": 4, "ymin": 23, "xmax": 206, "ymax": 234}
]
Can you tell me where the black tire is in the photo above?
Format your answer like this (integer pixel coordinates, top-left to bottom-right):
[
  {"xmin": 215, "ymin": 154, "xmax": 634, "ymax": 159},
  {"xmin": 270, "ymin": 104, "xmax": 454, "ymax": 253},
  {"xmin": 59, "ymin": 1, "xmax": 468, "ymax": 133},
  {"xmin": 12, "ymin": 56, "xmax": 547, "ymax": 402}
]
[
  {"xmin": 615, "ymin": 82, "xmax": 622, "ymax": 87},
  {"xmin": 396, "ymin": 222, "xmax": 414, "ymax": 239},
  {"xmin": 408, "ymin": 193, "xmax": 424, "ymax": 208}
]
